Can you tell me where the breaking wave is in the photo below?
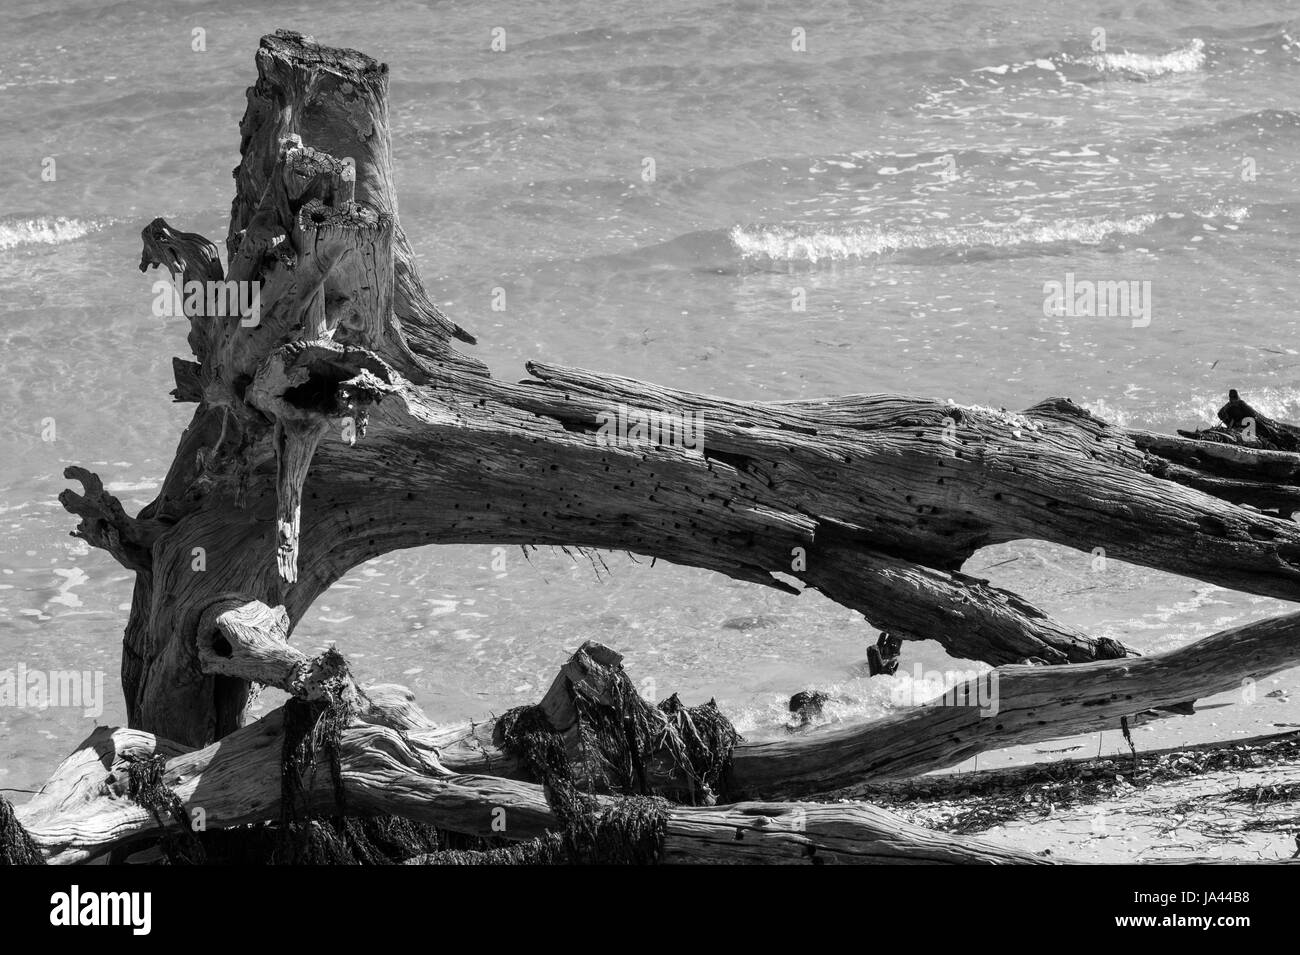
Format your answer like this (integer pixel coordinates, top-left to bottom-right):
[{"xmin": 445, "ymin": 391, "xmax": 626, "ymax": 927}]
[
  {"xmin": 0, "ymin": 215, "xmax": 102, "ymax": 251},
  {"xmin": 1067, "ymin": 38, "xmax": 1207, "ymax": 79},
  {"xmin": 972, "ymin": 39, "xmax": 1209, "ymax": 84},
  {"xmin": 729, "ymin": 212, "xmax": 1163, "ymax": 264}
]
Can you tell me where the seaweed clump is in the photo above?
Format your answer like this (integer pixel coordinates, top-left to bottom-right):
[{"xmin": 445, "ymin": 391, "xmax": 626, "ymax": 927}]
[
  {"xmin": 0, "ymin": 794, "xmax": 44, "ymax": 865},
  {"xmin": 122, "ymin": 648, "xmax": 451, "ymax": 865},
  {"xmin": 270, "ymin": 648, "xmax": 449, "ymax": 864},
  {"xmin": 126, "ymin": 754, "xmax": 207, "ymax": 865},
  {"xmin": 486, "ymin": 641, "xmax": 741, "ymax": 865}
]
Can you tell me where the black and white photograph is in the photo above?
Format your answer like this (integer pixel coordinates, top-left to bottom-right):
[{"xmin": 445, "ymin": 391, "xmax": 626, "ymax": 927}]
[{"xmin": 0, "ymin": 0, "xmax": 1296, "ymax": 930}]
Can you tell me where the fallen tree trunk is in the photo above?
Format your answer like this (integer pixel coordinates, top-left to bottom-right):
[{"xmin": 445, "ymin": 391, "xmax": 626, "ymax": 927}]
[
  {"xmin": 182, "ymin": 597, "xmax": 1281, "ymax": 803},
  {"xmin": 14, "ymin": 591, "xmax": 1300, "ymax": 863},
  {"xmin": 15, "ymin": 29, "xmax": 1300, "ymax": 867},
  {"xmin": 13, "ymin": 696, "xmax": 1046, "ymax": 866},
  {"xmin": 20, "ymin": 605, "xmax": 1300, "ymax": 867},
  {"xmin": 68, "ymin": 30, "xmax": 1300, "ymax": 750},
  {"xmin": 727, "ymin": 608, "xmax": 1300, "ymax": 797},
  {"xmin": 415, "ymin": 609, "xmax": 1300, "ymax": 797}
]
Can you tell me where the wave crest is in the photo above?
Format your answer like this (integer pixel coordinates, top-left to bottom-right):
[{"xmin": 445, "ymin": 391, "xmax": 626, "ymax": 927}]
[
  {"xmin": 1069, "ymin": 38, "xmax": 1206, "ymax": 79},
  {"xmin": 0, "ymin": 216, "xmax": 101, "ymax": 252},
  {"xmin": 729, "ymin": 214, "xmax": 1161, "ymax": 264}
]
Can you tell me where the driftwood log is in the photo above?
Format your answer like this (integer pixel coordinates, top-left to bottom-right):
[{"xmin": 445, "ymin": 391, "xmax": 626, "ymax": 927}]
[
  {"xmin": 16, "ymin": 614, "xmax": 1047, "ymax": 865},
  {"xmin": 14, "ymin": 29, "xmax": 1300, "ymax": 865},
  {"xmin": 15, "ymin": 599, "xmax": 1300, "ymax": 863},
  {"xmin": 14, "ymin": 717, "xmax": 1048, "ymax": 866},
  {"xmin": 430, "ymin": 611, "xmax": 1300, "ymax": 797},
  {"xmin": 193, "ymin": 601, "xmax": 1300, "ymax": 802}
]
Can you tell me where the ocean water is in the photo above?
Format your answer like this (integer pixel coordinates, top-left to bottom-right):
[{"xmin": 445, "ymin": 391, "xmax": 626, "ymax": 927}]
[{"xmin": 3, "ymin": 0, "xmax": 1300, "ymax": 792}]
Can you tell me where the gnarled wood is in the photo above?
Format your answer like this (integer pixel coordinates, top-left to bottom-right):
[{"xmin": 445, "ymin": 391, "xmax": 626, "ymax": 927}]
[
  {"xmin": 425, "ymin": 611, "xmax": 1300, "ymax": 798},
  {"xmin": 185, "ymin": 600, "xmax": 1300, "ymax": 805},
  {"xmin": 63, "ymin": 31, "xmax": 1300, "ymax": 750},
  {"xmin": 15, "ymin": 714, "xmax": 1049, "ymax": 866},
  {"xmin": 22, "ymin": 29, "xmax": 1300, "ymax": 868},
  {"xmin": 17, "ymin": 587, "xmax": 1299, "ymax": 863}
]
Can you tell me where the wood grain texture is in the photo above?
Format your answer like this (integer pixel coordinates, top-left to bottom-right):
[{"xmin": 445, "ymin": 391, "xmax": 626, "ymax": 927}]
[
  {"xmin": 423, "ymin": 611, "xmax": 1300, "ymax": 798},
  {"xmin": 19, "ymin": 595, "xmax": 1300, "ymax": 863},
  {"xmin": 15, "ymin": 713, "xmax": 1048, "ymax": 866}
]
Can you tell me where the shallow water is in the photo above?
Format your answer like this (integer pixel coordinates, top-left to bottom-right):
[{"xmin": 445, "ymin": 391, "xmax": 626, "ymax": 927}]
[{"xmin": 3, "ymin": 0, "xmax": 1300, "ymax": 792}]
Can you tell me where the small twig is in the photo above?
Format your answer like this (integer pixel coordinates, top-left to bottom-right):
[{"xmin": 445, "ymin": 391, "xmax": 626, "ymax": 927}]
[{"xmin": 1121, "ymin": 716, "xmax": 1138, "ymax": 772}]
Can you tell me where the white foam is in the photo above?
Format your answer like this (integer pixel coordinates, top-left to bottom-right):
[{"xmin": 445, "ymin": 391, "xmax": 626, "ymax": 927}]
[
  {"xmin": 1083, "ymin": 382, "xmax": 1300, "ymax": 433},
  {"xmin": 0, "ymin": 216, "xmax": 100, "ymax": 252},
  {"xmin": 1073, "ymin": 39, "xmax": 1206, "ymax": 79},
  {"xmin": 1191, "ymin": 202, "xmax": 1249, "ymax": 222},
  {"xmin": 729, "ymin": 213, "xmax": 1159, "ymax": 264}
]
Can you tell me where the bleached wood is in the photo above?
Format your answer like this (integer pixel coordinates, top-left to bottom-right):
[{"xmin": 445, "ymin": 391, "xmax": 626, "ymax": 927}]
[
  {"xmin": 186, "ymin": 602, "xmax": 1300, "ymax": 802},
  {"xmin": 15, "ymin": 714, "xmax": 1048, "ymax": 866}
]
